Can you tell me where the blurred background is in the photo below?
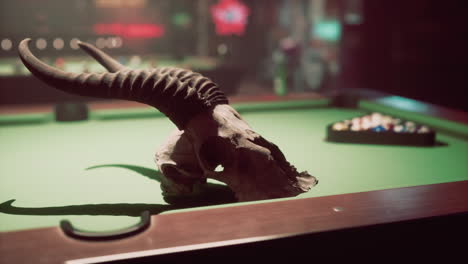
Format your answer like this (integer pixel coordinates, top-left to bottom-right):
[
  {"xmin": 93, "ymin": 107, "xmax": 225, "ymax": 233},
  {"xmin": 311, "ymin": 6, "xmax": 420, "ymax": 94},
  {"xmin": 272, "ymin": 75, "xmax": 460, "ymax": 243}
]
[{"xmin": 0, "ymin": 0, "xmax": 466, "ymax": 111}]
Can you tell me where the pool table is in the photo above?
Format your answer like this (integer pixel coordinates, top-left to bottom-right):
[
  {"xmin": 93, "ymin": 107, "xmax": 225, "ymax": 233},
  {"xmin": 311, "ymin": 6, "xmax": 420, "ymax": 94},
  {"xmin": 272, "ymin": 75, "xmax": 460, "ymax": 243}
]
[{"xmin": 1, "ymin": 91, "xmax": 467, "ymax": 263}]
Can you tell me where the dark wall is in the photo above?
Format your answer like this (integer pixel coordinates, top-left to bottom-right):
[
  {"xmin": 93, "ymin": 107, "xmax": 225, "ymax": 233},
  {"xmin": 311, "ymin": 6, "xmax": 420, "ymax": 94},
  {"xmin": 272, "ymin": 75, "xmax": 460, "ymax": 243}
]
[
  {"xmin": 340, "ymin": 0, "xmax": 468, "ymax": 112},
  {"xmin": 0, "ymin": 77, "xmax": 97, "ymax": 105}
]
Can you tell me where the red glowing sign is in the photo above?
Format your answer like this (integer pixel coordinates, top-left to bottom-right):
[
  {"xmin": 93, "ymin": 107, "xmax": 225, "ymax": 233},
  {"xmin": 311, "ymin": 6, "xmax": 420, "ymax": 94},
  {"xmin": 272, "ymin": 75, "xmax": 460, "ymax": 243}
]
[
  {"xmin": 93, "ymin": 23, "xmax": 165, "ymax": 39},
  {"xmin": 211, "ymin": 0, "xmax": 250, "ymax": 36}
]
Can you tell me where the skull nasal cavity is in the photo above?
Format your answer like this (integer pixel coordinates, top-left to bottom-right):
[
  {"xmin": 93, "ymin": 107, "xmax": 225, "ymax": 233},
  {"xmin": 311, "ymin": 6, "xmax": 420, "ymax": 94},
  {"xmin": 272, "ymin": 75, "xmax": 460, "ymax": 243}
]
[{"xmin": 199, "ymin": 137, "xmax": 233, "ymax": 170}]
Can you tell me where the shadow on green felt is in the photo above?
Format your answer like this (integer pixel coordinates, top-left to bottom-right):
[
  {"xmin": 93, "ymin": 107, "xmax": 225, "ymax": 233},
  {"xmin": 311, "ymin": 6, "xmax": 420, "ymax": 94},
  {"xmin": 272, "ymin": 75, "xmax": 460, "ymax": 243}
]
[
  {"xmin": 87, "ymin": 164, "xmax": 164, "ymax": 181},
  {"xmin": 0, "ymin": 164, "xmax": 236, "ymax": 217},
  {"xmin": 0, "ymin": 199, "xmax": 174, "ymax": 217}
]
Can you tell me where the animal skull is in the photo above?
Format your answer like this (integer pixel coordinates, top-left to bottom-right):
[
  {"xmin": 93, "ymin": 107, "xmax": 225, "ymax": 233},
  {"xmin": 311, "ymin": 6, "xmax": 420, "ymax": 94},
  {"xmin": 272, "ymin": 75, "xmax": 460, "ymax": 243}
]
[
  {"xmin": 157, "ymin": 104, "xmax": 317, "ymax": 202},
  {"xmin": 18, "ymin": 38, "xmax": 317, "ymax": 202}
]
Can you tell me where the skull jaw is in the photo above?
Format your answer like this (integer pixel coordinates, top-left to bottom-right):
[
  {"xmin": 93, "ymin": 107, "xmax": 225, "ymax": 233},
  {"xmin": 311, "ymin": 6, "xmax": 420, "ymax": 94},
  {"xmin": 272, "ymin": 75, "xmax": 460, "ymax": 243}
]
[
  {"xmin": 159, "ymin": 167, "xmax": 318, "ymax": 203},
  {"xmin": 155, "ymin": 129, "xmax": 207, "ymax": 198},
  {"xmin": 206, "ymin": 170, "xmax": 318, "ymax": 202}
]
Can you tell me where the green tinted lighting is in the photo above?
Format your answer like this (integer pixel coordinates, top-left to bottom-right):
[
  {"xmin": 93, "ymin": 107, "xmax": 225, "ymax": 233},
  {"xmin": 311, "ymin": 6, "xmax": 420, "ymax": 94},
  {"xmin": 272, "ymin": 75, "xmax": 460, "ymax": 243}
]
[{"xmin": 314, "ymin": 20, "xmax": 341, "ymax": 41}]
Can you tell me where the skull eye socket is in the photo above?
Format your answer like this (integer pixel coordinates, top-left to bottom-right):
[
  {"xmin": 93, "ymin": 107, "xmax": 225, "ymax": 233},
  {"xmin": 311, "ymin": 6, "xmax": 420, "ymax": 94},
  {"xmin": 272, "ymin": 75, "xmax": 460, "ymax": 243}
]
[{"xmin": 199, "ymin": 137, "xmax": 234, "ymax": 171}]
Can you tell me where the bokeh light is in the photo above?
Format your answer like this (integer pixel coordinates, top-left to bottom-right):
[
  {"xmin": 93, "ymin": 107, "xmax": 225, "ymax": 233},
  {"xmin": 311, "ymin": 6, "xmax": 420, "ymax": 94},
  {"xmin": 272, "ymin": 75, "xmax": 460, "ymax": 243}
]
[
  {"xmin": 1, "ymin": 39, "xmax": 13, "ymax": 51},
  {"xmin": 36, "ymin": 38, "xmax": 47, "ymax": 50},
  {"xmin": 53, "ymin": 38, "xmax": 64, "ymax": 50}
]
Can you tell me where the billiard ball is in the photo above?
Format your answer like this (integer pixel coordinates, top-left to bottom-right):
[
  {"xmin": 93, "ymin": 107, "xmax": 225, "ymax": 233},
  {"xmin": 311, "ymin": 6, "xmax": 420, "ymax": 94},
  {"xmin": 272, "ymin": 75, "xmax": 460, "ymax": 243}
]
[
  {"xmin": 361, "ymin": 116, "xmax": 371, "ymax": 124},
  {"xmin": 392, "ymin": 118, "xmax": 403, "ymax": 125},
  {"xmin": 332, "ymin": 122, "xmax": 348, "ymax": 131},
  {"xmin": 351, "ymin": 123, "xmax": 361, "ymax": 131},
  {"xmin": 362, "ymin": 120, "xmax": 372, "ymax": 130},
  {"xmin": 407, "ymin": 126, "xmax": 416, "ymax": 133},
  {"xmin": 371, "ymin": 112, "xmax": 383, "ymax": 122},
  {"xmin": 372, "ymin": 125, "xmax": 386, "ymax": 132},
  {"xmin": 382, "ymin": 115, "xmax": 393, "ymax": 125},
  {"xmin": 405, "ymin": 121, "xmax": 416, "ymax": 128},
  {"xmin": 394, "ymin": 125, "xmax": 405, "ymax": 133},
  {"xmin": 417, "ymin": 126, "xmax": 430, "ymax": 133}
]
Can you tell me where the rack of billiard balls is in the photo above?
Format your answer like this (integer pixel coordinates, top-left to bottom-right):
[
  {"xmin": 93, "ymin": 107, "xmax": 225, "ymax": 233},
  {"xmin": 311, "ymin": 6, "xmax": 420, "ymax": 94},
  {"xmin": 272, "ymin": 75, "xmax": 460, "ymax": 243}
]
[{"xmin": 326, "ymin": 112, "xmax": 436, "ymax": 146}]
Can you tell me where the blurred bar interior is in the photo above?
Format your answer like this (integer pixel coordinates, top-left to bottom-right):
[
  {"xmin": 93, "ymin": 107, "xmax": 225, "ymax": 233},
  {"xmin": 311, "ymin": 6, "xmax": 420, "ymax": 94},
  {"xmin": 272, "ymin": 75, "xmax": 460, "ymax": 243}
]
[{"xmin": 0, "ymin": 0, "xmax": 466, "ymax": 112}]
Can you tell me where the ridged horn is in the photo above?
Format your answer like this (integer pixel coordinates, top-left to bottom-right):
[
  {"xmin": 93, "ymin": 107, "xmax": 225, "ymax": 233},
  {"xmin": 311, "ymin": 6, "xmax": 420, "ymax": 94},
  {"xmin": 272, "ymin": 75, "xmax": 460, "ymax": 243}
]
[
  {"xmin": 18, "ymin": 38, "xmax": 95, "ymax": 95},
  {"xmin": 77, "ymin": 41, "xmax": 126, "ymax": 72},
  {"xmin": 18, "ymin": 38, "xmax": 229, "ymax": 130}
]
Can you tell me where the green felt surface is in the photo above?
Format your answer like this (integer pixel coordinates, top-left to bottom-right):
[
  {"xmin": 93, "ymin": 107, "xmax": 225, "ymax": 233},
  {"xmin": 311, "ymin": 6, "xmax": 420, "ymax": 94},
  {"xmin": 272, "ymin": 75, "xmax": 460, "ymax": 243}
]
[
  {"xmin": 1, "ymin": 104, "xmax": 467, "ymax": 233},
  {"xmin": 0, "ymin": 113, "xmax": 52, "ymax": 126}
]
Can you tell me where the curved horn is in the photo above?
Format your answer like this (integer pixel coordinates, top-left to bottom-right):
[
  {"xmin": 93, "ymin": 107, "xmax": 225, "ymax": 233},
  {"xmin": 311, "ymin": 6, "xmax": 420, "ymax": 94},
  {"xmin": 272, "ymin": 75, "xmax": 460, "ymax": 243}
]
[
  {"xmin": 77, "ymin": 41, "xmax": 126, "ymax": 72},
  {"xmin": 18, "ymin": 39, "xmax": 85, "ymax": 93},
  {"xmin": 18, "ymin": 38, "xmax": 229, "ymax": 129}
]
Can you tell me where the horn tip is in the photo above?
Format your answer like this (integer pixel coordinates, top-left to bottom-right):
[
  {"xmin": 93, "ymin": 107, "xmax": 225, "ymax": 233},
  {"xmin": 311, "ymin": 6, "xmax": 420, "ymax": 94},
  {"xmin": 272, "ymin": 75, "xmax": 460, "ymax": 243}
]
[
  {"xmin": 76, "ymin": 40, "xmax": 95, "ymax": 51},
  {"xmin": 18, "ymin": 39, "xmax": 32, "ymax": 54},
  {"xmin": 19, "ymin": 38, "xmax": 32, "ymax": 46},
  {"xmin": 77, "ymin": 40, "xmax": 91, "ymax": 49}
]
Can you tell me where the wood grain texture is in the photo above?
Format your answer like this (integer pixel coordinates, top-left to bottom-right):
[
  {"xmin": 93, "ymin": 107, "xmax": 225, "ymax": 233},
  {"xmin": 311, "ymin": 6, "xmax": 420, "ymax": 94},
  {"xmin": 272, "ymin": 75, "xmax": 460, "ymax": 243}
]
[{"xmin": 1, "ymin": 180, "xmax": 467, "ymax": 264}]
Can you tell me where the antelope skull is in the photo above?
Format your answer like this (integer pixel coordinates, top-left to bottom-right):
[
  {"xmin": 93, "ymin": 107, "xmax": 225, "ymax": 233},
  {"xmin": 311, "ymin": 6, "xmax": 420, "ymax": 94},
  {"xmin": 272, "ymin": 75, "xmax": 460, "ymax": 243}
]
[{"xmin": 19, "ymin": 39, "xmax": 318, "ymax": 202}]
